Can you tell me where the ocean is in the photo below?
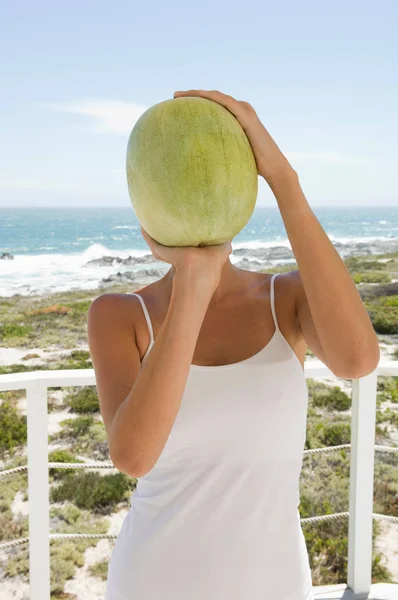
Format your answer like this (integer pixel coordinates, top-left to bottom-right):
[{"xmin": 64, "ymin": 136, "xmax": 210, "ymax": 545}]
[{"xmin": 1, "ymin": 205, "xmax": 397, "ymax": 298}]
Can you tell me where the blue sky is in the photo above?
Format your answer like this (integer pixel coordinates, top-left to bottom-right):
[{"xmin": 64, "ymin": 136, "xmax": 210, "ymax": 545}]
[{"xmin": 0, "ymin": 0, "xmax": 397, "ymax": 208}]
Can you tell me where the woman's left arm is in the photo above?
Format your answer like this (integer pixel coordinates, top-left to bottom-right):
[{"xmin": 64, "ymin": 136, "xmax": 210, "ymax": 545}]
[
  {"xmin": 268, "ymin": 169, "xmax": 380, "ymax": 379},
  {"xmin": 173, "ymin": 89, "xmax": 380, "ymax": 378}
]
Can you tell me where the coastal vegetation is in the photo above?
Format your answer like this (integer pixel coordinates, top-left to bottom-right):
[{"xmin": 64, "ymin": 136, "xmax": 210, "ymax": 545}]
[{"xmin": 0, "ymin": 251, "xmax": 397, "ymax": 596}]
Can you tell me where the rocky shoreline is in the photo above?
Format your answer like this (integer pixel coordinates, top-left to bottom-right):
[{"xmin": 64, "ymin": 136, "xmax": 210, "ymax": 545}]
[
  {"xmin": 3, "ymin": 236, "xmax": 398, "ymax": 296},
  {"xmin": 84, "ymin": 237, "xmax": 398, "ymax": 290}
]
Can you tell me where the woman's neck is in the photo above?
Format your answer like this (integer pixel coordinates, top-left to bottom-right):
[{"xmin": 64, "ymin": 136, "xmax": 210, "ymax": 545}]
[{"xmin": 163, "ymin": 258, "xmax": 246, "ymax": 305}]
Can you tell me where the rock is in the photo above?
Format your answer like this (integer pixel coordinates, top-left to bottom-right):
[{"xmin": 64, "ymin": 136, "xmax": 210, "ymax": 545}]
[
  {"xmin": 234, "ymin": 258, "xmax": 264, "ymax": 271},
  {"xmin": 232, "ymin": 238, "xmax": 398, "ymax": 263},
  {"xmin": 232, "ymin": 246, "xmax": 294, "ymax": 260},
  {"xmin": 85, "ymin": 256, "xmax": 124, "ymax": 267},
  {"xmin": 99, "ymin": 267, "xmax": 167, "ymax": 287},
  {"xmin": 85, "ymin": 254, "xmax": 157, "ymax": 268},
  {"xmin": 100, "ymin": 271, "xmax": 137, "ymax": 285},
  {"xmin": 0, "ymin": 252, "xmax": 14, "ymax": 260},
  {"xmin": 122, "ymin": 255, "xmax": 158, "ymax": 265}
]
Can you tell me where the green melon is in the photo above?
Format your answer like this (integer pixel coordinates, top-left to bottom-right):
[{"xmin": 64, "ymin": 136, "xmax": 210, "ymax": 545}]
[{"xmin": 126, "ymin": 96, "xmax": 258, "ymax": 247}]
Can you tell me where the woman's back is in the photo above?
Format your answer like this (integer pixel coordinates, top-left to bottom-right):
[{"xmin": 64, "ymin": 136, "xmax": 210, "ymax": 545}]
[{"xmin": 104, "ymin": 273, "xmax": 314, "ymax": 600}]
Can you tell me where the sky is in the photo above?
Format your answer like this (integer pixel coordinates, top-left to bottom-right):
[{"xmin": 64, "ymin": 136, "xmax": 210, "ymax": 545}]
[{"xmin": 0, "ymin": 0, "xmax": 397, "ymax": 208}]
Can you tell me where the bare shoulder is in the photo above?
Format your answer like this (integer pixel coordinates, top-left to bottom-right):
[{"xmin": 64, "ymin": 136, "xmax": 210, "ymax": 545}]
[
  {"xmin": 89, "ymin": 284, "xmax": 162, "ymax": 346},
  {"xmin": 259, "ymin": 269, "xmax": 300, "ymax": 298},
  {"xmin": 283, "ymin": 269, "xmax": 307, "ymax": 309},
  {"xmin": 284, "ymin": 268, "xmax": 301, "ymax": 284},
  {"xmin": 275, "ymin": 269, "xmax": 303, "ymax": 315},
  {"xmin": 87, "ymin": 292, "xmax": 141, "ymax": 357},
  {"xmin": 89, "ymin": 285, "xmax": 156, "ymax": 319},
  {"xmin": 281, "ymin": 268, "xmax": 302, "ymax": 290}
]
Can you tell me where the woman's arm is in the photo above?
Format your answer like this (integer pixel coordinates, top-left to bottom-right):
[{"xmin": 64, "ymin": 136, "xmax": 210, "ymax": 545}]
[
  {"xmin": 269, "ymin": 171, "xmax": 380, "ymax": 379},
  {"xmin": 110, "ymin": 273, "xmax": 213, "ymax": 477},
  {"xmin": 88, "ymin": 236, "xmax": 232, "ymax": 479}
]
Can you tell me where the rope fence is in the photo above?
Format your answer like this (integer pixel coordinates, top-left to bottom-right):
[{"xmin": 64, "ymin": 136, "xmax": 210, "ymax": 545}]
[{"xmin": 0, "ymin": 443, "xmax": 396, "ymax": 551}]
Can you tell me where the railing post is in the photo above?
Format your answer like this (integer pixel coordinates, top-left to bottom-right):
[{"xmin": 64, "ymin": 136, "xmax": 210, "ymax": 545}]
[
  {"xmin": 347, "ymin": 371, "xmax": 378, "ymax": 594},
  {"xmin": 26, "ymin": 382, "xmax": 50, "ymax": 600}
]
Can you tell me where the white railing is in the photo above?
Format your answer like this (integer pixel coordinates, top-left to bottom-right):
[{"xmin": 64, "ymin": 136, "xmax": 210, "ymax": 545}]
[{"xmin": 0, "ymin": 361, "xmax": 398, "ymax": 600}]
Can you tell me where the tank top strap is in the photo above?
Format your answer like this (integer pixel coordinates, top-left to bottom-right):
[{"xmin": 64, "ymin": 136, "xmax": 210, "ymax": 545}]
[
  {"xmin": 130, "ymin": 293, "xmax": 155, "ymax": 346},
  {"xmin": 270, "ymin": 273, "xmax": 280, "ymax": 332}
]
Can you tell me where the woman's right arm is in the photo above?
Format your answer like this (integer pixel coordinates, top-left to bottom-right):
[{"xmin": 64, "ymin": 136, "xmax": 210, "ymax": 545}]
[
  {"xmin": 88, "ymin": 268, "xmax": 217, "ymax": 479},
  {"xmin": 114, "ymin": 270, "xmax": 216, "ymax": 477},
  {"xmin": 88, "ymin": 228, "xmax": 232, "ymax": 478}
]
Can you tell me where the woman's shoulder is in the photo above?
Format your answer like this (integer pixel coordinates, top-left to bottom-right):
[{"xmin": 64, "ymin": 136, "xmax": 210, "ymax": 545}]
[
  {"xmin": 243, "ymin": 268, "xmax": 299, "ymax": 296},
  {"xmin": 88, "ymin": 285, "xmax": 156, "ymax": 322}
]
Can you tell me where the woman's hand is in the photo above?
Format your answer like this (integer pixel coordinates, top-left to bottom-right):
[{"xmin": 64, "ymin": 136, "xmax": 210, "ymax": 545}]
[
  {"xmin": 141, "ymin": 226, "xmax": 232, "ymax": 292},
  {"xmin": 174, "ymin": 89, "xmax": 297, "ymax": 188}
]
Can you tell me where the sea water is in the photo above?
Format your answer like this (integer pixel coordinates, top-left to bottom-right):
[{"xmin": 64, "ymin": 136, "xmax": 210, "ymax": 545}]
[{"xmin": 1, "ymin": 205, "xmax": 397, "ymax": 298}]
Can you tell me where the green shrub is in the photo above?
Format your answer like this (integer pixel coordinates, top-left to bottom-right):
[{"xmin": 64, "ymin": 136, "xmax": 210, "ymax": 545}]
[
  {"xmin": 0, "ymin": 363, "xmax": 49, "ymax": 375},
  {"xmin": 65, "ymin": 300, "xmax": 92, "ymax": 315},
  {"xmin": 312, "ymin": 386, "xmax": 351, "ymax": 411},
  {"xmin": 376, "ymin": 408, "xmax": 398, "ymax": 428},
  {"xmin": 50, "ymin": 471, "xmax": 136, "ymax": 513},
  {"xmin": 67, "ymin": 387, "xmax": 99, "ymax": 413},
  {"xmin": 365, "ymin": 295, "xmax": 398, "ymax": 334},
  {"xmin": 4, "ymin": 537, "xmax": 96, "ymax": 593},
  {"xmin": 50, "ymin": 414, "xmax": 109, "ymax": 459},
  {"xmin": 319, "ymin": 422, "xmax": 351, "ymax": 446},
  {"xmin": 49, "ymin": 542, "xmax": 85, "ymax": 594},
  {"xmin": 345, "ymin": 257, "xmax": 389, "ymax": 272},
  {"xmin": 57, "ymin": 415, "xmax": 94, "ymax": 438},
  {"xmin": 0, "ymin": 457, "xmax": 28, "ymax": 513},
  {"xmin": 0, "ymin": 509, "xmax": 28, "ymax": 542},
  {"xmin": 49, "ymin": 501, "xmax": 110, "ymax": 593},
  {"xmin": 50, "ymin": 502, "xmax": 109, "ymax": 534},
  {"xmin": 370, "ymin": 311, "xmax": 398, "ymax": 334},
  {"xmin": 374, "ymin": 460, "xmax": 398, "ymax": 515},
  {"xmin": 48, "ymin": 449, "xmax": 84, "ymax": 480},
  {"xmin": 377, "ymin": 377, "xmax": 398, "ymax": 404},
  {"xmin": 359, "ymin": 281, "xmax": 398, "ymax": 301},
  {"xmin": 0, "ymin": 400, "xmax": 27, "ymax": 456},
  {"xmin": 384, "ymin": 296, "xmax": 398, "ymax": 307},
  {"xmin": 353, "ymin": 272, "xmax": 391, "ymax": 284},
  {"xmin": 0, "ymin": 323, "xmax": 33, "ymax": 341},
  {"xmin": 89, "ymin": 560, "xmax": 109, "ymax": 580},
  {"xmin": 61, "ymin": 350, "xmax": 93, "ymax": 370},
  {"xmin": 0, "ymin": 389, "xmax": 25, "ymax": 403}
]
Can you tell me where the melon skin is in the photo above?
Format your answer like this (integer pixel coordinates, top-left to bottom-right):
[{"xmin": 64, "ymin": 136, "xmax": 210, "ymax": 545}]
[{"xmin": 126, "ymin": 96, "xmax": 258, "ymax": 247}]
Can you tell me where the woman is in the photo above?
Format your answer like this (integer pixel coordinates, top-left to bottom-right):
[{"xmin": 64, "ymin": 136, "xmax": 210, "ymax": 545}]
[{"xmin": 88, "ymin": 89, "xmax": 380, "ymax": 600}]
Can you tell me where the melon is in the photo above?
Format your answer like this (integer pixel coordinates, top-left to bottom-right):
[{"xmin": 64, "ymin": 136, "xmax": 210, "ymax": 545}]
[{"xmin": 126, "ymin": 96, "xmax": 258, "ymax": 247}]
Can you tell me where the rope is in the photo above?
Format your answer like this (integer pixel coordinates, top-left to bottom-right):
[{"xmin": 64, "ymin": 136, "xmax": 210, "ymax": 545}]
[
  {"xmin": 1, "ymin": 444, "xmax": 397, "ymax": 478},
  {"xmin": 0, "ymin": 461, "xmax": 117, "ymax": 478},
  {"xmin": 2, "ymin": 512, "xmax": 398, "ymax": 551},
  {"xmin": 1, "ymin": 444, "xmax": 396, "ymax": 551}
]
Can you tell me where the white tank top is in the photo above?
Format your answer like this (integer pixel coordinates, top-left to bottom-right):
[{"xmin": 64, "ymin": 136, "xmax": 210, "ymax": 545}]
[{"xmin": 105, "ymin": 273, "xmax": 314, "ymax": 600}]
